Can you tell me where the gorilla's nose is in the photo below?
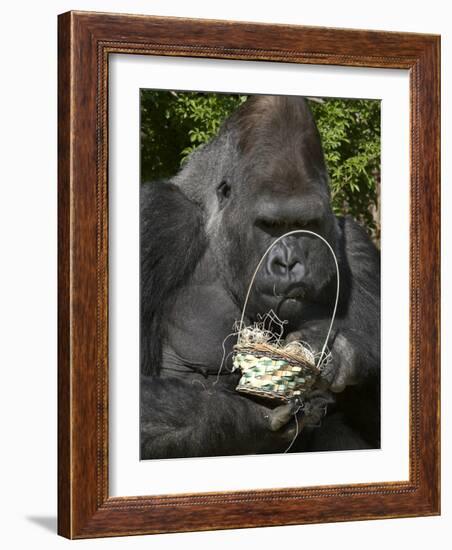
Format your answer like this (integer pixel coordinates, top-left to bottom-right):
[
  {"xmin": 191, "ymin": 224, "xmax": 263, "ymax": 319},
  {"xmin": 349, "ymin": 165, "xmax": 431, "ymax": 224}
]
[
  {"xmin": 270, "ymin": 256, "xmax": 305, "ymax": 278},
  {"xmin": 268, "ymin": 244, "xmax": 306, "ymax": 287}
]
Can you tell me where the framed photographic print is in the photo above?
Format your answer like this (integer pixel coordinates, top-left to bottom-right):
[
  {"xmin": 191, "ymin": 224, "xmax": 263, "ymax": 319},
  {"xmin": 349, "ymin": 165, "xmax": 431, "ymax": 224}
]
[{"xmin": 58, "ymin": 11, "xmax": 440, "ymax": 538}]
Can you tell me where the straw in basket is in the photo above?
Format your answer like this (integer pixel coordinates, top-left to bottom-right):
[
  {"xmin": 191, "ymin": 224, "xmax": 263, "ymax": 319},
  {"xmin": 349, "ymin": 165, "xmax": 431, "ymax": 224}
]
[{"xmin": 232, "ymin": 230, "xmax": 340, "ymax": 403}]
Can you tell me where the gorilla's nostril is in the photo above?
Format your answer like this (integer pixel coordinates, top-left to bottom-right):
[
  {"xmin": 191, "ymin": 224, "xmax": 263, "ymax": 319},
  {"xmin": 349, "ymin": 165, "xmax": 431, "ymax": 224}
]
[
  {"xmin": 289, "ymin": 262, "xmax": 305, "ymax": 279},
  {"xmin": 271, "ymin": 259, "xmax": 288, "ymax": 274}
]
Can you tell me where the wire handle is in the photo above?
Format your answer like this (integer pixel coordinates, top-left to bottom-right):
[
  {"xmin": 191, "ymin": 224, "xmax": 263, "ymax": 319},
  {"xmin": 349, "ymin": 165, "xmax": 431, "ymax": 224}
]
[{"xmin": 237, "ymin": 230, "xmax": 340, "ymax": 369}]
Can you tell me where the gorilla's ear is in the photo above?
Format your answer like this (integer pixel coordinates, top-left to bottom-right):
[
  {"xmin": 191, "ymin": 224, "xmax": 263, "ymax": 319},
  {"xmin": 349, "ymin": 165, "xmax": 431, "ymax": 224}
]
[
  {"xmin": 216, "ymin": 179, "xmax": 231, "ymax": 209},
  {"xmin": 140, "ymin": 181, "xmax": 207, "ymax": 375}
]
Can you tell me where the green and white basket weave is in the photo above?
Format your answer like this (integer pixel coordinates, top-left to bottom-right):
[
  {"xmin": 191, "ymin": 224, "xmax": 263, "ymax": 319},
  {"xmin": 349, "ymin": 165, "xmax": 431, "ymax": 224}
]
[
  {"xmin": 232, "ymin": 230, "xmax": 340, "ymax": 403},
  {"xmin": 233, "ymin": 342, "xmax": 319, "ymax": 402}
]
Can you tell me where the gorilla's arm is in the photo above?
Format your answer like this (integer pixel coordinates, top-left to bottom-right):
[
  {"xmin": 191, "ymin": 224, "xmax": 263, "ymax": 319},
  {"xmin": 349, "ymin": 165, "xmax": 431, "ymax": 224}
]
[{"xmin": 140, "ymin": 375, "xmax": 307, "ymax": 459}]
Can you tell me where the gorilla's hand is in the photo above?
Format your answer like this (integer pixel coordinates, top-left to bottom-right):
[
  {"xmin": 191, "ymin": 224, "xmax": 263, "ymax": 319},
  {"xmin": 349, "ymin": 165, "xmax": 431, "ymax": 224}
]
[
  {"xmin": 286, "ymin": 326, "xmax": 359, "ymax": 393},
  {"xmin": 302, "ymin": 390, "xmax": 335, "ymax": 426},
  {"xmin": 265, "ymin": 392, "xmax": 334, "ymax": 445},
  {"xmin": 266, "ymin": 397, "xmax": 304, "ymax": 432}
]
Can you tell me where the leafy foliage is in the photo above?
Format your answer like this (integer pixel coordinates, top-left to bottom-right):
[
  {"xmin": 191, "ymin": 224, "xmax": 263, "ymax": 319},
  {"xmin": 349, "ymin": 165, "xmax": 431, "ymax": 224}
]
[
  {"xmin": 140, "ymin": 91, "xmax": 380, "ymax": 241},
  {"xmin": 140, "ymin": 91, "xmax": 246, "ymax": 181},
  {"xmin": 309, "ymin": 98, "xmax": 380, "ymax": 240}
]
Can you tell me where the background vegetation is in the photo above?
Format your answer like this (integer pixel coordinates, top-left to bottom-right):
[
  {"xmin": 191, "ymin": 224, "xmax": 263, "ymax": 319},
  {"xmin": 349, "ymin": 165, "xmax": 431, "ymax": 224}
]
[{"xmin": 141, "ymin": 91, "xmax": 381, "ymax": 243}]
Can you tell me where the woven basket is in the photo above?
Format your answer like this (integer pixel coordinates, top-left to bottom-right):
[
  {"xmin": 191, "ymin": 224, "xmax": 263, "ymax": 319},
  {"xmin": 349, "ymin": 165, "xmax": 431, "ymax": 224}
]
[
  {"xmin": 232, "ymin": 229, "xmax": 340, "ymax": 403},
  {"xmin": 233, "ymin": 343, "xmax": 319, "ymax": 402}
]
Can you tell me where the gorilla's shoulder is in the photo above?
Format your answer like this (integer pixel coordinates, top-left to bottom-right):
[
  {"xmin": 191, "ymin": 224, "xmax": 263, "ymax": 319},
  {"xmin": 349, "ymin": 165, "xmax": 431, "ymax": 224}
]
[
  {"xmin": 141, "ymin": 180, "xmax": 206, "ymax": 255},
  {"xmin": 340, "ymin": 215, "xmax": 379, "ymax": 253},
  {"xmin": 141, "ymin": 179, "xmax": 202, "ymax": 224},
  {"xmin": 338, "ymin": 215, "xmax": 380, "ymax": 276},
  {"xmin": 140, "ymin": 181, "xmax": 207, "ymax": 375}
]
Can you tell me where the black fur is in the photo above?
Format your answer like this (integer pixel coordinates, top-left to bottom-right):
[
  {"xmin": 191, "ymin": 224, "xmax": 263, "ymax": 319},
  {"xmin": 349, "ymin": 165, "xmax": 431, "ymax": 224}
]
[
  {"xmin": 140, "ymin": 95, "xmax": 380, "ymax": 459},
  {"xmin": 140, "ymin": 181, "xmax": 207, "ymax": 375}
]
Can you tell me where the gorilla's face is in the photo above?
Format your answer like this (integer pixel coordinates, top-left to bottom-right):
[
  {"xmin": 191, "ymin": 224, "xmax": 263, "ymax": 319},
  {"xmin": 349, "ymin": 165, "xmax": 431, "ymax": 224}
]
[
  {"xmin": 242, "ymin": 214, "xmax": 338, "ymax": 324},
  {"xmin": 210, "ymin": 96, "xmax": 339, "ymax": 325}
]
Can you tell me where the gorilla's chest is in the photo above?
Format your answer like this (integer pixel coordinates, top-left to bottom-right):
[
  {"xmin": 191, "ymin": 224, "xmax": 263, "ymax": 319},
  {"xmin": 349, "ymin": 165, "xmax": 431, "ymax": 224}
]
[{"xmin": 164, "ymin": 281, "xmax": 241, "ymax": 372}]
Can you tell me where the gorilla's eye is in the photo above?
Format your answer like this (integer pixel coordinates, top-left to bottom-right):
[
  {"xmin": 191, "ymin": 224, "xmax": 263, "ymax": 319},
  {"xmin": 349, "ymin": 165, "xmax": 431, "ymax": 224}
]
[
  {"xmin": 255, "ymin": 219, "xmax": 314, "ymax": 237},
  {"xmin": 216, "ymin": 180, "xmax": 231, "ymax": 206}
]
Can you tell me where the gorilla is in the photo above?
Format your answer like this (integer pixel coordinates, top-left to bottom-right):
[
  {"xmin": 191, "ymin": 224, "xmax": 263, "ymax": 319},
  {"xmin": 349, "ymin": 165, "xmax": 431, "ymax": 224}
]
[{"xmin": 140, "ymin": 95, "xmax": 380, "ymax": 459}]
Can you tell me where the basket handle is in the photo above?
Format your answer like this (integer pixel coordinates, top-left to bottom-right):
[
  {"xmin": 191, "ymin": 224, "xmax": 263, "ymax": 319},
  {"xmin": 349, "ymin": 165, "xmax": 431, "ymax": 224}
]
[{"xmin": 237, "ymin": 230, "xmax": 340, "ymax": 369}]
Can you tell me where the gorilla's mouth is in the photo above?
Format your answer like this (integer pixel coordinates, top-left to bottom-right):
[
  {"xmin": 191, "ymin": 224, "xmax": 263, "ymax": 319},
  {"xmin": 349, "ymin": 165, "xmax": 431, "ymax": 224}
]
[
  {"xmin": 276, "ymin": 291, "xmax": 306, "ymax": 310},
  {"xmin": 252, "ymin": 282, "xmax": 311, "ymax": 322},
  {"xmin": 256, "ymin": 281, "xmax": 308, "ymax": 302},
  {"xmin": 276, "ymin": 284, "xmax": 307, "ymax": 300}
]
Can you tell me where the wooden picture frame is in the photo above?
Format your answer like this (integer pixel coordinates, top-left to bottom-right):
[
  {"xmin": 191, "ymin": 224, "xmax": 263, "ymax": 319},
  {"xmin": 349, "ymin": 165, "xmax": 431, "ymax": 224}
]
[{"xmin": 58, "ymin": 10, "xmax": 440, "ymax": 539}]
